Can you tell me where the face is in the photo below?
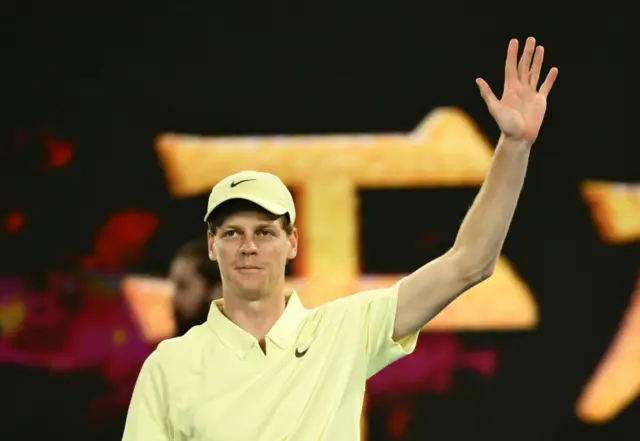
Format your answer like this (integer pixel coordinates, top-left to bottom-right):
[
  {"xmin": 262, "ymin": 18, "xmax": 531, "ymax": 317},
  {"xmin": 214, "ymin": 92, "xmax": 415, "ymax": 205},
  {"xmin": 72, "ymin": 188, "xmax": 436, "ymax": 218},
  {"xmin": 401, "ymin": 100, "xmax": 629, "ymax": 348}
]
[
  {"xmin": 169, "ymin": 256, "xmax": 221, "ymax": 335},
  {"xmin": 208, "ymin": 211, "xmax": 297, "ymax": 300}
]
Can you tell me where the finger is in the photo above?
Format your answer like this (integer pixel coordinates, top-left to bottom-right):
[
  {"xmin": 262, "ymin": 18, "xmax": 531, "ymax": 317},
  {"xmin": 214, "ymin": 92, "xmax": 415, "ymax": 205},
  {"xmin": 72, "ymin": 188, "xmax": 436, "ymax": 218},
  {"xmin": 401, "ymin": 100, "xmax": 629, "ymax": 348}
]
[
  {"xmin": 504, "ymin": 39, "xmax": 519, "ymax": 87},
  {"xmin": 476, "ymin": 78, "xmax": 499, "ymax": 111},
  {"xmin": 518, "ymin": 37, "xmax": 536, "ymax": 82},
  {"xmin": 529, "ymin": 45, "xmax": 544, "ymax": 89},
  {"xmin": 538, "ymin": 67, "xmax": 559, "ymax": 98}
]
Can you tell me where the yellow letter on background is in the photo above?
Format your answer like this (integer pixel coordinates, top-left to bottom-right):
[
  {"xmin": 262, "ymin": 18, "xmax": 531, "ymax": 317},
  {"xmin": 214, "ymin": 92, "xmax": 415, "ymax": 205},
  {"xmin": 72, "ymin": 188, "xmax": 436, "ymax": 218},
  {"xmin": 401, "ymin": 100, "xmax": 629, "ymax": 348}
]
[
  {"xmin": 577, "ymin": 181, "xmax": 640, "ymax": 423},
  {"xmin": 123, "ymin": 107, "xmax": 537, "ymax": 342}
]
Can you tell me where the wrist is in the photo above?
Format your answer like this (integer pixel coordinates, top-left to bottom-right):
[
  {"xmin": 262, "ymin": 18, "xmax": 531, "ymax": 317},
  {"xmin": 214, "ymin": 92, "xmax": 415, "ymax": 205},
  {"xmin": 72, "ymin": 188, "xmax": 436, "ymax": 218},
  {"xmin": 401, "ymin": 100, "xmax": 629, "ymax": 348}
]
[{"xmin": 497, "ymin": 134, "xmax": 533, "ymax": 152}]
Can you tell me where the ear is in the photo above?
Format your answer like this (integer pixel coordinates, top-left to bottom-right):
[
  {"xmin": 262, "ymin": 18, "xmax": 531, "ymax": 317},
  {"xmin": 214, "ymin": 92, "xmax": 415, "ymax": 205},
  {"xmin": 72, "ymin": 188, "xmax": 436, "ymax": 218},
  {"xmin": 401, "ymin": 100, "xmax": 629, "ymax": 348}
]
[
  {"xmin": 287, "ymin": 228, "xmax": 298, "ymax": 260},
  {"xmin": 207, "ymin": 231, "xmax": 217, "ymax": 262}
]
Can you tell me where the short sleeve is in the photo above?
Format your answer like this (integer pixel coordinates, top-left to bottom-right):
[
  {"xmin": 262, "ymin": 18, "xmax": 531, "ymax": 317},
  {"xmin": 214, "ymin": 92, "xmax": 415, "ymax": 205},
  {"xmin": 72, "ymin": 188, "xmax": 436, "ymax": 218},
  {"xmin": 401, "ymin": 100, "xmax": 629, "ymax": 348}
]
[
  {"xmin": 121, "ymin": 349, "xmax": 171, "ymax": 441},
  {"xmin": 344, "ymin": 280, "xmax": 420, "ymax": 378}
]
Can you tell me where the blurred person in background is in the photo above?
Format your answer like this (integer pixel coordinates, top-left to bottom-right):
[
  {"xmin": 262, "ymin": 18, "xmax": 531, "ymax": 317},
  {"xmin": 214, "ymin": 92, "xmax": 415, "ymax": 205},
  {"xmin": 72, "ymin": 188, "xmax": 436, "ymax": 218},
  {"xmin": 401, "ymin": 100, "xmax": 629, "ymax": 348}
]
[{"xmin": 169, "ymin": 237, "xmax": 222, "ymax": 337}]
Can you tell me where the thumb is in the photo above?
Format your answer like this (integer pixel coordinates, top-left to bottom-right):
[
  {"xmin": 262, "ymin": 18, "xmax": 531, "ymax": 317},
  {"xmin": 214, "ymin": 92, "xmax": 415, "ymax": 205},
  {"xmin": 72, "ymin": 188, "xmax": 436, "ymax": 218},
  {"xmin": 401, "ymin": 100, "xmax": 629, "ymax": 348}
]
[{"xmin": 476, "ymin": 78, "xmax": 499, "ymax": 111}]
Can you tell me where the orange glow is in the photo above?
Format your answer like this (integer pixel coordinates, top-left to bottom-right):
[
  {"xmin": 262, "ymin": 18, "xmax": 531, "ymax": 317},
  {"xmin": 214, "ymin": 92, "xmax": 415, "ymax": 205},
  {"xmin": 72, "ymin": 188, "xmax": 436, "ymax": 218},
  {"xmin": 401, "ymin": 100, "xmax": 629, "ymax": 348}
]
[
  {"xmin": 577, "ymin": 181, "xmax": 640, "ymax": 423},
  {"xmin": 581, "ymin": 181, "xmax": 640, "ymax": 244},
  {"xmin": 121, "ymin": 276, "xmax": 175, "ymax": 343},
  {"xmin": 0, "ymin": 295, "xmax": 26, "ymax": 338},
  {"xmin": 123, "ymin": 257, "xmax": 536, "ymax": 342},
  {"xmin": 155, "ymin": 107, "xmax": 494, "ymax": 197},
  {"xmin": 576, "ymin": 277, "xmax": 640, "ymax": 423}
]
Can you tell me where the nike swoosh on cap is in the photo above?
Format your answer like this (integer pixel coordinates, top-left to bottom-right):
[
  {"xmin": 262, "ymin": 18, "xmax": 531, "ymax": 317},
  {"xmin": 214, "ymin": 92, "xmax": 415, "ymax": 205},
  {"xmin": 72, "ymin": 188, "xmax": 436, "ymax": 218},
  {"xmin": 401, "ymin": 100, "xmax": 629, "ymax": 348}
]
[{"xmin": 230, "ymin": 179, "xmax": 256, "ymax": 188}]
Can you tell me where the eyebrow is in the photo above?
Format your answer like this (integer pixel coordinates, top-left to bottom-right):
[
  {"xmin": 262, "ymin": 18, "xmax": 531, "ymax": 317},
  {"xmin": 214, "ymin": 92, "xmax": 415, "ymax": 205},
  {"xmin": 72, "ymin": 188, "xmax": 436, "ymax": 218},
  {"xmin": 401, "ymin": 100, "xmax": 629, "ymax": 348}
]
[{"xmin": 223, "ymin": 222, "xmax": 277, "ymax": 230}]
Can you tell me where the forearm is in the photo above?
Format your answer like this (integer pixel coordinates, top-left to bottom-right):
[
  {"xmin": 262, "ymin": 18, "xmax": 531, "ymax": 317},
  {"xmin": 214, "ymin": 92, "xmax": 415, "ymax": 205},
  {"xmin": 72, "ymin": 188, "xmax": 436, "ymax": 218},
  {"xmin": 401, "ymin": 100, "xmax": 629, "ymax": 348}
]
[
  {"xmin": 452, "ymin": 135, "xmax": 532, "ymax": 276},
  {"xmin": 393, "ymin": 37, "xmax": 557, "ymax": 338}
]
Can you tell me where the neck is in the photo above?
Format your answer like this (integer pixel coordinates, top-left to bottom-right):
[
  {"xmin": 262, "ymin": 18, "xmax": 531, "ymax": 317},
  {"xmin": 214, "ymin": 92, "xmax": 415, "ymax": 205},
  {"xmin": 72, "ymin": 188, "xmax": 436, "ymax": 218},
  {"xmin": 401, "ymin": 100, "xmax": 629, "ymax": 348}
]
[{"xmin": 221, "ymin": 288, "xmax": 287, "ymax": 341}]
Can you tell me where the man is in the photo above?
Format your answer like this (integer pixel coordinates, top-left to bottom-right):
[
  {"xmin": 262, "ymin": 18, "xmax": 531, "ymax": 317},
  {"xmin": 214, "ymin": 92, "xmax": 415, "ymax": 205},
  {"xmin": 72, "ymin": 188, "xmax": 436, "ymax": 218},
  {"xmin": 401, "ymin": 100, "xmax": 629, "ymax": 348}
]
[
  {"xmin": 168, "ymin": 238, "xmax": 223, "ymax": 337},
  {"xmin": 122, "ymin": 37, "xmax": 557, "ymax": 440}
]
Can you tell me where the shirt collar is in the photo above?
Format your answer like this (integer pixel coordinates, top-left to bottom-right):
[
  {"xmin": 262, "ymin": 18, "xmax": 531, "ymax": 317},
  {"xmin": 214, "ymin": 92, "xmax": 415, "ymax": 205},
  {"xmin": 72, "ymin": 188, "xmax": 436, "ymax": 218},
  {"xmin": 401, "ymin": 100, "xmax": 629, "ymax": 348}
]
[{"xmin": 206, "ymin": 290, "xmax": 307, "ymax": 359}]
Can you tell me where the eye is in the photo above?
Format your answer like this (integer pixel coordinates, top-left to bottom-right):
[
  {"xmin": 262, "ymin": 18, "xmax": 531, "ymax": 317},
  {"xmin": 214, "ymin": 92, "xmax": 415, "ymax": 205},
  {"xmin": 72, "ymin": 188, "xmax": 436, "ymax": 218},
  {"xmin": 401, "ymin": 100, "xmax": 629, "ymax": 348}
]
[
  {"xmin": 222, "ymin": 230, "xmax": 237, "ymax": 237},
  {"xmin": 258, "ymin": 229, "xmax": 275, "ymax": 236}
]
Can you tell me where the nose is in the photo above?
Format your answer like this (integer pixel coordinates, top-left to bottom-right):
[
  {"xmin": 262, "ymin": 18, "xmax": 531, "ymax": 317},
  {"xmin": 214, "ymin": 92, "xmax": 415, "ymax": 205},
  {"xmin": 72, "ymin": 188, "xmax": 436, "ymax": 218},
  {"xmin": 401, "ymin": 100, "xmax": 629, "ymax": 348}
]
[{"xmin": 239, "ymin": 236, "xmax": 258, "ymax": 255}]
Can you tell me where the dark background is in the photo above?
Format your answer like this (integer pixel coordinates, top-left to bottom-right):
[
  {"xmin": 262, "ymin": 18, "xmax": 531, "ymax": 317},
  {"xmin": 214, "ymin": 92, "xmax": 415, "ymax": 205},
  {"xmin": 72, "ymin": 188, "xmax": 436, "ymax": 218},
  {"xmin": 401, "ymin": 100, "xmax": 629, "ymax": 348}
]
[{"xmin": 1, "ymin": 2, "xmax": 636, "ymax": 441}]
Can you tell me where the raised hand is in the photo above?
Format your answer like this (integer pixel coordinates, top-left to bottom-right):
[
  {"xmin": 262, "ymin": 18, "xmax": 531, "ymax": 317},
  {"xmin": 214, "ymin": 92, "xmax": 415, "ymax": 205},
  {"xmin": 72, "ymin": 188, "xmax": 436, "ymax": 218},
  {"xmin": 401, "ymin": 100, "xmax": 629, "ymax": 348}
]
[{"xmin": 476, "ymin": 37, "xmax": 558, "ymax": 144}]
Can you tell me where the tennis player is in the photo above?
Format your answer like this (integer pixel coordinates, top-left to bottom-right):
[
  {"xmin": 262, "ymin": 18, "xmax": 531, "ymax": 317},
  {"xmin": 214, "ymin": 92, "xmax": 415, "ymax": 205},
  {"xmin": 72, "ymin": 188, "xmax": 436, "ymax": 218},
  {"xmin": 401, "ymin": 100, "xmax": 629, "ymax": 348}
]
[{"xmin": 122, "ymin": 37, "xmax": 557, "ymax": 440}]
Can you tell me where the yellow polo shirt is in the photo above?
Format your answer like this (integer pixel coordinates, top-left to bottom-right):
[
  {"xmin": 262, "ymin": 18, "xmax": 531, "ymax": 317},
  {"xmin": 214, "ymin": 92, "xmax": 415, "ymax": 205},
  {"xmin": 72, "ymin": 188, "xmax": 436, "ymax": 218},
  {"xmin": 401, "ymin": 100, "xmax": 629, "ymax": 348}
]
[{"xmin": 122, "ymin": 281, "xmax": 419, "ymax": 441}]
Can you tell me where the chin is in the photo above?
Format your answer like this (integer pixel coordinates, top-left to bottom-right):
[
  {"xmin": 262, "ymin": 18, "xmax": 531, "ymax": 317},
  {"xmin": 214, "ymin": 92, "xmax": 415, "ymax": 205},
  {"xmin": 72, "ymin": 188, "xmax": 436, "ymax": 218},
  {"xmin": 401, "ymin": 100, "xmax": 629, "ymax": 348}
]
[{"xmin": 236, "ymin": 283, "xmax": 268, "ymax": 300}]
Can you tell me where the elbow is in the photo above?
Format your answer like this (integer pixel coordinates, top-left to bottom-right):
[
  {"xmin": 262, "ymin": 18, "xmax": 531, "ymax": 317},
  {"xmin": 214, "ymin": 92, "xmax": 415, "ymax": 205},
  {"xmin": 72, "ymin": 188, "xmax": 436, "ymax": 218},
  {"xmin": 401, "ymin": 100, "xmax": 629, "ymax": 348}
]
[
  {"xmin": 480, "ymin": 260, "xmax": 497, "ymax": 280},
  {"xmin": 477, "ymin": 265, "xmax": 495, "ymax": 283},
  {"xmin": 452, "ymin": 249, "xmax": 497, "ymax": 286},
  {"xmin": 463, "ymin": 265, "xmax": 494, "ymax": 289}
]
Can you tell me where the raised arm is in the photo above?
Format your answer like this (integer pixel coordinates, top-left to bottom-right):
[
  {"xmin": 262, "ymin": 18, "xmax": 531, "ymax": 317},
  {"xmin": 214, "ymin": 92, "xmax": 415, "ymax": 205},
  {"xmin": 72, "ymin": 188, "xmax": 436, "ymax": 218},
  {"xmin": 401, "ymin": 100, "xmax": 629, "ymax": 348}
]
[{"xmin": 394, "ymin": 37, "xmax": 558, "ymax": 340}]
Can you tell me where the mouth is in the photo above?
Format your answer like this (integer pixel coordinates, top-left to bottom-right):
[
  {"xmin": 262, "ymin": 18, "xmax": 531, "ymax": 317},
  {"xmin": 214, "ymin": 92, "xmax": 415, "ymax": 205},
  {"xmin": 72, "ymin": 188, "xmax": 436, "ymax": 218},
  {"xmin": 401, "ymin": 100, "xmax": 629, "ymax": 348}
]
[{"xmin": 235, "ymin": 266, "xmax": 262, "ymax": 272}]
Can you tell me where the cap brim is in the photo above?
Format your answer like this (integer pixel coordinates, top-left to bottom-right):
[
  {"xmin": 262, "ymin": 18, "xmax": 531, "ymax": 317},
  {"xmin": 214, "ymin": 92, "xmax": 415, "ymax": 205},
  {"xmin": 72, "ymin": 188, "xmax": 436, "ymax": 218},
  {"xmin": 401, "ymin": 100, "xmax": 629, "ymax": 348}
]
[{"xmin": 204, "ymin": 195, "xmax": 289, "ymax": 222}]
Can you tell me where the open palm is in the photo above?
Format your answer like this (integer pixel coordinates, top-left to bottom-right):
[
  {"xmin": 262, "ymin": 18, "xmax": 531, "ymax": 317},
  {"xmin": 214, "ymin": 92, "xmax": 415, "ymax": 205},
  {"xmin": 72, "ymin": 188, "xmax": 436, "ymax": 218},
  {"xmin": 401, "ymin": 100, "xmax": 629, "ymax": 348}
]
[{"xmin": 476, "ymin": 37, "xmax": 558, "ymax": 143}]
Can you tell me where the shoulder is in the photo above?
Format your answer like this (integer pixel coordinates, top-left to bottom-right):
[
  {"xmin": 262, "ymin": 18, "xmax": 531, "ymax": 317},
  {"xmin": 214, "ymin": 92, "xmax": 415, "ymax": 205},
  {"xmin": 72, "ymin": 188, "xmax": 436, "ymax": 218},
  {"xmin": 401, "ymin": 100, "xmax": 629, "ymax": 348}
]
[
  {"xmin": 150, "ymin": 324, "xmax": 210, "ymax": 373},
  {"xmin": 303, "ymin": 281, "xmax": 403, "ymax": 328},
  {"xmin": 317, "ymin": 281, "xmax": 403, "ymax": 314}
]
